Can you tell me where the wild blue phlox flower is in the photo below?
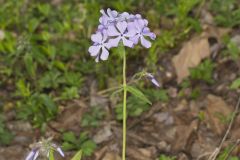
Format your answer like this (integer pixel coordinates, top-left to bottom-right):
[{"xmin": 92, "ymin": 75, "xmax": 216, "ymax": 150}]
[{"xmin": 88, "ymin": 8, "xmax": 156, "ymax": 62}]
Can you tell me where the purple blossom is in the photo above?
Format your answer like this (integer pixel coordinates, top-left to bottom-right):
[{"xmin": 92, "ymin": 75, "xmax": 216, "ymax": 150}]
[
  {"xmin": 107, "ymin": 21, "xmax": 135, "ymax": 48},
  {"xmin": 100, "ymin": 8, "xmax": 119, "ymax": 25},
  {"xmin": 88, "ymin": 32, "xmax": 111, "ymax": 62},
  {"xmin": 88, "ymin": 8, "xmax": 156, "ymax": 62},
  {"xmin": 52, "ymin": 143, "xmax": 65, "ymax": 157},
  {"xmin": 128, "ymin": 19, "xmax": 156, "ymax": 48},
  {"xmin": 25, "ymin": 149, "xmax": 39, "ymax": 160},
  {"xmin": 56, "ymin": 147, "xmax": 65, "ymax": 157},
  {"xmin": 146, "ymin": 73, "xmax": 160, "ymax": 87}
]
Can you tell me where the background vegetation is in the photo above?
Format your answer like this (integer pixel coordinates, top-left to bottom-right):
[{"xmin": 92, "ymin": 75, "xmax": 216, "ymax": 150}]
[{"xmin": 1, "ymin": 0, "xmax": 240, "ymax": 159}]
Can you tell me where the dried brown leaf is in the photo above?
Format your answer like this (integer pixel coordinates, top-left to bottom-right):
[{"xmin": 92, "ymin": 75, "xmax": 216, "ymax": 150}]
[
  {"xmin": 102, "ymin": 152, "xmax": 121, "ymax": 160},
  {"xmin": 127, "ymin": 147, "xmax": 156, "ymax": 160},
  {"xmin": 173, "ymin": 120, "xmax": 198, "ymax": 151},
  {"xmin": 205, "ymin": 95, "xmax": 233, "ymax": 135},
  {"xmin": 172, "ymin": 37, "xmax": 210, "ymax": 83}
]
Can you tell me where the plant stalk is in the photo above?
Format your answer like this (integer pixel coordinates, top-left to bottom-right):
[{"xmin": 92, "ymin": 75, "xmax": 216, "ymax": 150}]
[{"xmin": 122, "ymin": 46, "xmax": 127, "ymax": 160}]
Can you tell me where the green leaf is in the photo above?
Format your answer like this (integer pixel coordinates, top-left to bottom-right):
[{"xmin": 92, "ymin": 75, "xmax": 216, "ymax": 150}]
[
  {"xmin": 38, "ymin": 71, "xmax": 62, "ymax": 89},
  {"xmin": 37, "ymin": 4, "xmax": 51, "ymax": 16},
  {"xmin": 28, "ymin": 18, "xmax": 40, "ymax": 32},
  {"xmin": 71, "ymin": 150, "xmax": 82, "ymax": 160},
  {"xmin": 40, "ymin": 94, "xmax": 58, "ymax": 116},
  {"xmin": 0, "ymin": 130, "xmax": 13, "ymax": 145},
  {"xmin": 62, "ymin": 142, "xmax": 76, "ymax": 151},
  {"xmin": 49, "ymin": 149, "xmax": 55, "ymax": 160},
  {"xmin": 52, "ymin": 60, "xmax": 66, "ymax": 71},
  {"xmin": 126, "ymin": 86, "xmax": 152, "ymax": 105},
  {"xmin": 229, "ymin": 157, "xmax": 239, "ymax": 160},
  {"xmin": 63, "ymin": 131, "xmax": 77, "ymax": 144},
  {"xmin": 16, "ymin": 79, "xmax": 31, "ymax": 97},
  {"xmin": 64, "ymin": 72, "xmax": 83, "ymax": 87},
  {"xmin": 61, "ymin": 87, "xmax": 79, "ymax": 100},
  {"xmin": 190, "ymin": 59, "xmax": 215, "ymax": 84},
  {"xmin": 79, "ymin": 132, "xmax": 88, "ymax": 143},
  {"xmin": 230, "ymin": 78, "xmax": 240, "ymax": 89},
  {"xmin": 144, "ymin": 89, "xmax": 169, "ymax": 102},
  {"xmin": 81, "ymin": 140, "xmax": 96, "ymax": 156},
  {"xmin": 24, "ymin": 53, "xmax": 36, "ymax": 78}
]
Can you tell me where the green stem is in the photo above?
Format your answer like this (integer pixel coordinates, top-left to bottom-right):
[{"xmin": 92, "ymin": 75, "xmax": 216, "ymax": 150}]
[{"xmin": 122, "ymin": 46, "xmax": 127, "ymax": 160}]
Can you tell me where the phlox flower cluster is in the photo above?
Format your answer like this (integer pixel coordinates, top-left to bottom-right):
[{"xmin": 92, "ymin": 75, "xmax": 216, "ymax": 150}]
[{"xmin": 88, "ymin": 8, "xmax": 156, "ymax": 62}]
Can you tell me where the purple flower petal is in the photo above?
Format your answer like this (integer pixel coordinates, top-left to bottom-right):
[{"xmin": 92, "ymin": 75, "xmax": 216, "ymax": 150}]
[
  {"xmin": 104, "ymin": 42, "xmax": 112, "ymax": 49},
  {"xmin": 142, "ymin": 27, "xmax": 156, "ymax": 40},
  {"xmin": 140, "ymin": 36, "xmax": 151, "ymax": 48},
  {"xmin": 91, "ymin": 33, "xmax": 102, "ymax": 43},
  {"xmin": 146, "ymin": 73, "xmax": 154, "ymax": 79},
  {"xmin": 135, "ymin": 14, "xmax": 142, "ymax": 19},
  {"xmin": 88, "ymin": 45, "xmax": 101, "ymax": 56},
  {"xmin": 102, "ymin": 32, "xmax": 108, "ymax": 42},
  {"xmin": 100, "ymin": 47, "xmax": 109, "ymax": 60},
  {"xmin": 107, "ymin": 9, "xmax": 118, "ymax": 18},
  {"xmin": 142, "ymin": 27, "xmax": 150, "ymax": 33},
  {"xmin": 128, "ymin": 14, "xmax": 136, "ymax": 20},
  {"xmin": 148, "ymin": 33, "xmax": 156, "ymax": 40},
  {"xmin": 99, "ymin": 16, "xmax": 107, "ymax": 25},
  {"xmin": 138, "ymin": 19, "xmax": 146, "ymax": 28},
  {"xmin": 124, "ymin": 29, "xmax": 136, "ymax": 37},
  {"xmin": 33, "ymin": 151, "xmax": 39, "ymax": 160},
  {"xmin": 107, "ymin": 25, "xmax": 120, "ymax": 36},
  {"xmin": 120, "ymin": 12, "xmax": 130, "ymax": 20},
  {"xmin": 116, "ymin": 21, "xmax": 127, "ymax": 34},
  {"xmin": 151, "ymin": 78, "xmax": 160, "ymax": 87},
  {"xmin": 130, "ymin": 35, "xmax": 140, "ymax": 44},
  {"xmin": 122, "ymin": 37, "xmax": 134, "ymax": 48},
  {"xmin": 98, "ymin": 24, "xmax": 104, "ymax": 30},
  {"xmin": 25, "ymin": 151, "xmax": 35, "ymax": 160},
  {"xmin": 100, "ymin": 9, "xmax": 106, "ymax": 16},
  {"xmin": 146, "ymin": 73, "xmax": 160, "ymax": 87},
  {"xmin": 108, "ymin": 37, "xmax": 121, "ymax": 47},
  {"xmin": 56, "ymin": 147, "xmax": 65, "ymax": 157},
  {"xmin": 134, "ymin": 20, "xmax": 142, "ymax": 32},
  {"xmin": 127, "ymin": 21, "xmax": 135, "ymax": 31},
  {"xmin": 143, "ymin": 19, "xmax": 148, "ymax": 25}
]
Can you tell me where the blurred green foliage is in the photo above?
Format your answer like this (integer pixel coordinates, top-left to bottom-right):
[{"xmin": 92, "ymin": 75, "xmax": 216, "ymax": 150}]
[
  {"xmin": 230, "ymin": 78, "xmax": 240, "ymax": 89},
  {"xmin": 0, "ymin": 114, "xmax": 13, "ymax": 145},
  {"xmin": 0, "ymin": 0, "xmax": 89, "ymax": 128},
  {"xmin": 0, "ymin": 0, "xmax": 205, "ymax": 129},
  {"xmin": 81, "ymin": 107, "xmax": 105, "ymax": 127},
  {"xmin": 71, "ymin": 150, "xmax": 83, "ymax": 160},
  {"xmin": 0, "ymin": 1, "xmax": 240, "ymax": 160},
  {"xmin": 210, "ymin": 0, "xmax": 240, "ymax": 27},
  {"xmin": 1, "ymin": 1, "xmax": 239, "ymax": 158},
  {"xmin": 190, "ymin": 59, "xmax": 215, "ymax": 84},
  {"xmin": 115, "ymin": 89, "xmax": 169, "ymax": 120},
  {"xmin": 222, "ymin": 35, "xmax": 240, "ymax": 60},
  {"xmin": 62, "ymin": 131, "xmax": 96, "ymax": 157},
  {"xmin": 178, "ymin": 79, "xmax": 202, "ymax": 99},
  {"xmin": 217, "ymin": 145, "xmax": 240, "ymax": 160},
  {"xmin": 147, "ymin": 0, "xmax": 202, "ymax": 68}
]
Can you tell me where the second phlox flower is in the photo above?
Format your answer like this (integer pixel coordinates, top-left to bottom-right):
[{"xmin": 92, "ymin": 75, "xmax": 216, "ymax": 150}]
[
  {"xmin": 88, "ymin": 32, "xmax": 112, "ymax": 62},
  {"xmin": 107, "ymin": 21, "xmax": 135, "ymax": 48}
]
